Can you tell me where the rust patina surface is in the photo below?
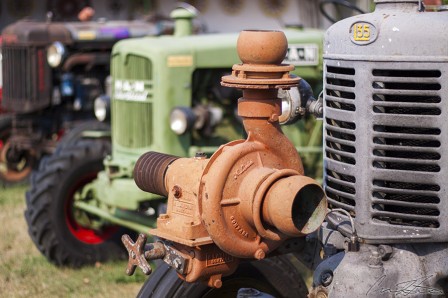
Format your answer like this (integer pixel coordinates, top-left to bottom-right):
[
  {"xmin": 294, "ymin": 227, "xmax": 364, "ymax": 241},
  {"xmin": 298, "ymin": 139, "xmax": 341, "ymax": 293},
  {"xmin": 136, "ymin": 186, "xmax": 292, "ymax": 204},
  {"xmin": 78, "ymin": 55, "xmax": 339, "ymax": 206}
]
[{"xmin": 129, "ymin": 30, "xmax": 327, "ymax": 287}]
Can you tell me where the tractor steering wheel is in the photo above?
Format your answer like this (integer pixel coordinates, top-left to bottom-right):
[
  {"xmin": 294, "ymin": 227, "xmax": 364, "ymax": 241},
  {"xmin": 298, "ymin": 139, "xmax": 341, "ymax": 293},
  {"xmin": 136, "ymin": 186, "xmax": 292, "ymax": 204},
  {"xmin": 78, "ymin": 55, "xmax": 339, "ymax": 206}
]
[{"xmin": 319, "ymin": 0, "xmax": 366, "ymax": 23}]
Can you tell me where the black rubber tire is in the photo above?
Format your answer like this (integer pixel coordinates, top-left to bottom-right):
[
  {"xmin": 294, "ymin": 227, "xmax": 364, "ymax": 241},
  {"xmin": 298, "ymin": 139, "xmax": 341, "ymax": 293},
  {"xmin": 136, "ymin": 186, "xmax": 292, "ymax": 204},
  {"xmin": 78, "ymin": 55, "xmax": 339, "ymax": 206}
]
[
  {"xmin": 56, "ymin": 120, "xmax": 110, "ymax": 152},
  {"xmin": 138, "ymin": 255, "xmax": 309, "ymax": 298},
  {"xmin": 25, "ymin": 138, "xmax": 128, "ymax": 267}
]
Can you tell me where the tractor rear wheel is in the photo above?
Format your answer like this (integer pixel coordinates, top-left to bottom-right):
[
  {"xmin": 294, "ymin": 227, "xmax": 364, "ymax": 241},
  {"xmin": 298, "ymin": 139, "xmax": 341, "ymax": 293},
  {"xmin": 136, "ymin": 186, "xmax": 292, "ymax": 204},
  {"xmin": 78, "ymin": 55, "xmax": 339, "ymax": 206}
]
[
  {"xmin": 25, "ymin": 138, "xmax": 128, "ymax": 266},
  {"xmin": 138, "ymin": 255, "xmax": 308, "ymax": 298}
]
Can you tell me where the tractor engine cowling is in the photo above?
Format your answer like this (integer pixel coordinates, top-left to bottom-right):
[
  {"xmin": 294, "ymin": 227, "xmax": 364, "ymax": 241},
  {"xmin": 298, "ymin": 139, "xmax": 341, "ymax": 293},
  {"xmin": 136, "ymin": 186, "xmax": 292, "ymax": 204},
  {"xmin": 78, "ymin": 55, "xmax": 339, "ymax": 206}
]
[
  {"xmin": 125, "ymin": 30, "xmax": 327, "ymax": 288},
  {"xmin": 311, "ymin": 0, "xmax": 448, "ymax": 296},
  {"xmin": 324, "ymin": 0, "xmax": 448, "ymax": 244}
]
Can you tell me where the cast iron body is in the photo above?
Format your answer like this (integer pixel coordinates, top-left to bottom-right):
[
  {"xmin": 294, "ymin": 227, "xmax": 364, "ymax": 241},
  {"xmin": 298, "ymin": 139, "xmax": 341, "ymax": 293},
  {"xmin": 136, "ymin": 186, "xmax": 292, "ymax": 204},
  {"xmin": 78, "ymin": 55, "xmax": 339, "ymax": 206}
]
[{"xmin": 127, "ymin": 30, "xmax": 327, "ymax": 288}]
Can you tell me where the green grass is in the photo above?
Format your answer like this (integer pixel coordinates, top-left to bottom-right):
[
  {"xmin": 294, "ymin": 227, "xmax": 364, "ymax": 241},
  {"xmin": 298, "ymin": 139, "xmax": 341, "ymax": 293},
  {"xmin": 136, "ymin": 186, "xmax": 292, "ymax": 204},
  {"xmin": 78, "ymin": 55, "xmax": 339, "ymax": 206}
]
[
  {"xmin": 0, "ymin": 185, "xmax": 314, "ymax": 297},
  {"xmin": 0, "ymin": 185, "xmax": 147, "ymax": 298}
]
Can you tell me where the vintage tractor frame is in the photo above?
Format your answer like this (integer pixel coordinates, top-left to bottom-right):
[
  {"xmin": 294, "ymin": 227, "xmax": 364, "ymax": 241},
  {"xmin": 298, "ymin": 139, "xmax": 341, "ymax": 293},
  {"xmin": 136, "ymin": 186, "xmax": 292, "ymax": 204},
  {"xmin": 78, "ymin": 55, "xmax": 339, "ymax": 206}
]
[{"xmin": 0, "ymin": 15, "xmax": 162, "ymax": 185}]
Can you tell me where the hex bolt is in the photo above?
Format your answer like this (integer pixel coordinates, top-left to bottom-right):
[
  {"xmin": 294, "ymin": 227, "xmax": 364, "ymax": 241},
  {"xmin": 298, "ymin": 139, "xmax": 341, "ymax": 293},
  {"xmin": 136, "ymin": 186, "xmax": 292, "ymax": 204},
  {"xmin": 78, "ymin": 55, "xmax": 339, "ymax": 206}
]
[
  {"xmin": 320, "ymin": 271, "xmax": 333, "ymax": 287},
  {"xmin": 368, "ymin": 250, "xmax": 383, "ymax": 268},
  {"xmin": 378, "ymin": 245, "xmax": 393, "ymax": 261},
  {"xmin": 173, "ymin": 258, "xmax": 182, "ymax": 270},
  {"xmin": 254, "ymin": 249, "xmax": 266, "ymax": 260},
  {"xmin": 172, "ymin": 185, "xmax": 182, "ymax": 198},
  {"xmin": 268, "ymin": 113, "xmax": 279, "ymax": 123},
  {"xmin": 316, "ymin": 291, "xmax": 329, "ymax": 298},
  {"xmin": 159, "ymin": 214, "xmax": 169, "ymax": 220},
  {"xmin": 195, "ymin": 152, "xmax": 207, "ymax": 159},
  {"xmin": 297, "ymin": 107, "xmax": 306, "ymax": 116}
]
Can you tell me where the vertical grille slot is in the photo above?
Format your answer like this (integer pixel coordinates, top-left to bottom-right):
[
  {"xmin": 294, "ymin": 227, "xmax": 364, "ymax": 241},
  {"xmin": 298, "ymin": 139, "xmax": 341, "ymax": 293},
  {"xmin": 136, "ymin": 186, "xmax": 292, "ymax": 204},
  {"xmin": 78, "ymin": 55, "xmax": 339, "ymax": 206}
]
[
  {"xmin": 325, "ymin": 118, "xmax": 356, "ymax": 165},
  {"xmin": 112, "ymin": 54, "xmax": 153, "ymax": 148},
  {"xmin": 325, "ymin": 65, "xmax": 356, "ymax": 111},
  {"xmin": 126, "ymin": 55, "xmax": 153, "ymax": 81},
  {"xmin": 2, "ymin": 45, "xmax": 50, "ymax": 112},
  {"xmin": 373, "ymin": 125, "xmax": 441, "ymax": 173},
  {"xmin": 112, "ymin": 100, "xmax": 153, "ymax": 148},
  {"xmin": 372, "ymin": 69, "xmax": 441, "ymax": 115},
  {"xmin": 325, "ymin": 169, "xmax": 356, "ymax": 211}
]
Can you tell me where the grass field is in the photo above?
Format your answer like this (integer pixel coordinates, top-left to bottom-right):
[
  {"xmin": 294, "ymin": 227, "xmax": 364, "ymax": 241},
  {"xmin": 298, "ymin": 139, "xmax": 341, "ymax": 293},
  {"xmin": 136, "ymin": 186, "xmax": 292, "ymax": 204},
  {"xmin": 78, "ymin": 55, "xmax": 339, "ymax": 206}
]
[
  {"xmin": 0, "ymin": 185, "xmax": 314, "ymax": 298},
  {"xmin": 0, "ymin": 185, "xmax": 147, "ymax": 298}
]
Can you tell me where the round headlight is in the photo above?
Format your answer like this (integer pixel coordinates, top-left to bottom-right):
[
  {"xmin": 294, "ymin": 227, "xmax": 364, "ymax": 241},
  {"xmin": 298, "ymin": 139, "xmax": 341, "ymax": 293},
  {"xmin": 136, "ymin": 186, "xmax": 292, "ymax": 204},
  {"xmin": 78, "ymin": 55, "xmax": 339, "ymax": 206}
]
[
  {"xmin": 170, "ymin": 107, "xmax": 195, "ymax": 135},
  {"xmin": 47, "ymin": 42, "xmax": 66, "ymax": 68},
  {"xmin": 94, "ymin": 95, "xmax": 110, "ymax": 122}
]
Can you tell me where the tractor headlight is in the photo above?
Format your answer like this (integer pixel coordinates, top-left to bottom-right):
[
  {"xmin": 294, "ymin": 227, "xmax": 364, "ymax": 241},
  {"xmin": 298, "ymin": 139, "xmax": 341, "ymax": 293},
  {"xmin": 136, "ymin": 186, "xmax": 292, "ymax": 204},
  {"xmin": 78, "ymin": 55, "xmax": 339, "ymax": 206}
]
[
  {"xmin": 278, "ymin": 87, "xmax": 302, "ymax": 125},
  {"xmin": 94, "ymin": 95, "xmax": 110, "ymax": 122},
  {"xmin": 170, "ymin": 107, "xmax": 195, "ymax": 135},
  {"xmin": 47, "ymin": 42, "xmax": 66, "ymax": 68}
]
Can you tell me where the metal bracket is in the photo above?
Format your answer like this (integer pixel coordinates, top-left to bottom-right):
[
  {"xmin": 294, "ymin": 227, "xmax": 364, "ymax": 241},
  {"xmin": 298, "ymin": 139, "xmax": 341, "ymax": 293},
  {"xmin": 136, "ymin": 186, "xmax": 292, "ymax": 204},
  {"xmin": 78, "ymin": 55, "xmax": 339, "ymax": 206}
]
[{"xmin": 162, "ymin": 242, "xmax": 188, "ymax": 275}]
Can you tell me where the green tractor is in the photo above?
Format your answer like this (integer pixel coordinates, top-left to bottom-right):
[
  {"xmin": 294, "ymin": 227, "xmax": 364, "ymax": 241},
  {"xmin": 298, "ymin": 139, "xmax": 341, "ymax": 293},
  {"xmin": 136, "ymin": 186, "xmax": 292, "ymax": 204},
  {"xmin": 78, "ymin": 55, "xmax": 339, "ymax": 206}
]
[{"xmin": 25, "ymin": 7, "xmax": 324, "ymax": 271}]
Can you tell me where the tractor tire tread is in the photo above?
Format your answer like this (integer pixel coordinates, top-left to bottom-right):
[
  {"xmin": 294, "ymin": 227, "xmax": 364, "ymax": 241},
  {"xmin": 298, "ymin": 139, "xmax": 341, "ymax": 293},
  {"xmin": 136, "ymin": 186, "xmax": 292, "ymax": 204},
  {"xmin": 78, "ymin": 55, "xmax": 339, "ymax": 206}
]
[{"xmin": 24, "ymin": 138, "xmax": 123, "ymax": 267}]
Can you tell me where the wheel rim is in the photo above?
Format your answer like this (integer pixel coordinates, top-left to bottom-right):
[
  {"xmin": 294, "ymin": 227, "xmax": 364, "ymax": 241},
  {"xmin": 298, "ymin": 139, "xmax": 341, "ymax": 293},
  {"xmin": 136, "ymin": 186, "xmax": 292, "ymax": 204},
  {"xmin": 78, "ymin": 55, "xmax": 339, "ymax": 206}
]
[
  {"xmin": 0, "ymin": 141, "xmax": 33, "ymax": 183},
  {"xmin": 64, "ymin": 171, "xmax": 119, "ymax": 244}
]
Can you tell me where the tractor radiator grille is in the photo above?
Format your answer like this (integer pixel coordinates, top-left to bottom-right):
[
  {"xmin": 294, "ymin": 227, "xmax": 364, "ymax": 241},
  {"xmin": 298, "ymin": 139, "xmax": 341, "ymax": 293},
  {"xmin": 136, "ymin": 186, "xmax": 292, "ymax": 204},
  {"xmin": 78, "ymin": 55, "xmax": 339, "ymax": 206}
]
[
  {"xmin": 324, "ymin": 60, "xmax": 446, "ymax": 242},
  {"xmin": 325, "ymin": 169, "xmax": 356, "ymax": 212},
  {"xmin": 111, "ymin": 54, "xmax": 153, "ymax": 149},
  {"xmin": 2, "ymin": 45, "xmax": 51, "ymax": 113}
]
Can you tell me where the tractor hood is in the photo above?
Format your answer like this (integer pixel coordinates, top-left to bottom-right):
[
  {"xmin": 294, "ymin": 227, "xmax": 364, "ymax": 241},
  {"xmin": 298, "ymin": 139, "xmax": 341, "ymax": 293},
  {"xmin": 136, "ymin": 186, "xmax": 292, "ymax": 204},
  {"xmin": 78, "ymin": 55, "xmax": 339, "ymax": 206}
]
[
  {"xmin": 2, "ymin": 19, "xmax": 158, "ymax": 47},
  {"xmin": 324, "ymin": 0, "xmax": 448, "ymax": 61}
]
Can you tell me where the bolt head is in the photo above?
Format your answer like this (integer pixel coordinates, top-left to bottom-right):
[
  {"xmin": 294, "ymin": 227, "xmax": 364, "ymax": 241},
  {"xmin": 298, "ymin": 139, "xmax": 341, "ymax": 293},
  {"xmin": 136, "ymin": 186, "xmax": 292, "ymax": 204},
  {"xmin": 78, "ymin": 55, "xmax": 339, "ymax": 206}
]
[
  {"xmin": 254, "ymin": 249, "xmax": 266, "ymax": 260},
  {"xmin": 195, "ymin": 152, "xmax": 207, "ymax": 159},
  {"xmin": 316, "ymin": 291, "xmax": 328, "ymax": 298},
  {"xmin": 172, "ymin": 185, "xmax": 182, "ymax": 198},
  {"xmin": 159, "ymin": 214, "xmax": 169, "ymax": 220},
  {"xmin": 321, "ymin": 272, "xmax": 333, "ymax": 287},
  {"xmin": 173, "ymin": 258, "xmax": 182, "ymax": 269}
]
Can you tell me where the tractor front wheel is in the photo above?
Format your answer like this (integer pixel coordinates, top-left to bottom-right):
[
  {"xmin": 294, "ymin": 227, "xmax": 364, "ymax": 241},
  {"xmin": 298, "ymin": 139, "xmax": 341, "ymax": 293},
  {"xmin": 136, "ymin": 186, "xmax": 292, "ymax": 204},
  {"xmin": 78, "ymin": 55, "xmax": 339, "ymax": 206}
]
[
  {"xmin": 25, "ymin": 138, "xmax": 128, "ymax": 266},
  {"xmin": 0, "ymin": 115, "xmax": 34, "ymax": 185}
]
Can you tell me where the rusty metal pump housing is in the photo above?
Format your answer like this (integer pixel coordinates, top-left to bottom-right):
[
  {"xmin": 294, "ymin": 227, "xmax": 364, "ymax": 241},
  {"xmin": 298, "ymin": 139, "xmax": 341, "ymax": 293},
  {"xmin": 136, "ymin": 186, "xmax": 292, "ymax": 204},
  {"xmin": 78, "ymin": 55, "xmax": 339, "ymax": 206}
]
[{"xmin": 131, "ymin": 30, "xmax": 327, "ymax": 288}]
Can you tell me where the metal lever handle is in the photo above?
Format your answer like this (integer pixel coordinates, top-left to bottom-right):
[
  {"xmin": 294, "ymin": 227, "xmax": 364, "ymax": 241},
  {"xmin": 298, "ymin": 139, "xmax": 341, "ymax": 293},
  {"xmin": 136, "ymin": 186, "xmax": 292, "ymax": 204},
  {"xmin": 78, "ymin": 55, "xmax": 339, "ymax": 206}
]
[
  {"xmin": 122, "ymin": 233, "xmax": 167, "ymax": 276},
  {"xmin": 122, "ymin": 233, "xmax": 152, "ymax": 275}
]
